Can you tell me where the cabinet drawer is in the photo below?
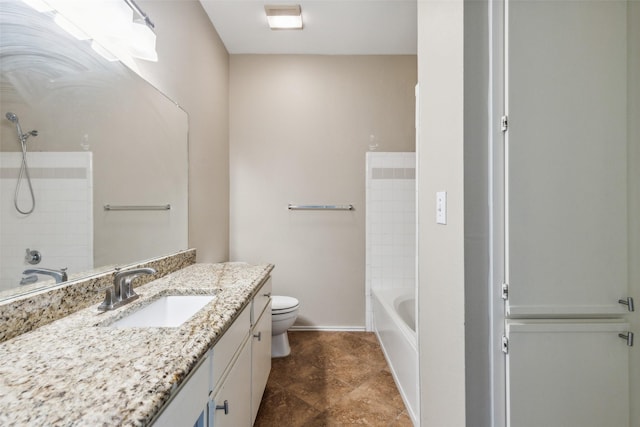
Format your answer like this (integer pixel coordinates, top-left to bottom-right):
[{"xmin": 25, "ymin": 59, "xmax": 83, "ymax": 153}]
[
  {"xmin": 251, "ymin": 276, "xmax": 272, "ymax": 326},
  {"xmin": 212, "ymin": 304, "xmax": 250, "ymax": 389}
]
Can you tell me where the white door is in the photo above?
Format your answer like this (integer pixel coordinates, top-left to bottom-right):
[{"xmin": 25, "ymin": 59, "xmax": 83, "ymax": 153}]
[
  {"xmin": 505, "ymin": 0, "xmax": 629, "ymax": 317},
  {"xmin": 505, "ymin": 321, "xmax": 631, "ymax": 427}
]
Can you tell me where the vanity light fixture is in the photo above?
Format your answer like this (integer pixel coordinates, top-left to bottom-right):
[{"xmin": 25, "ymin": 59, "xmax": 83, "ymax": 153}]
[
  {"xmin": 265, "ymin": 5, "xmax": 303, "ymax": 30},
  {"xmin": 124, "ymin": 0, "xmax": 154, "ymax": 31},
  {"xmin": 124, "ymin": 0, "xmax": 158, "ymax": 61},
  {"xmin": 21, "ymin": 0, "xmax": 158, "ymax": 62},
  {"xmin": 130, "ymin": 18, "xmax": 157, "ymax": 61},
  {"xmin": 53, "ymin": 13, "xmax": 90, "ymax": 40},
  {"xmin": 21, "ymin": 0, "xmax": 53, "ymax": 12},
  {"xmin": 91, "ymin": 40, "xmax": 119, "ymax": 62}
]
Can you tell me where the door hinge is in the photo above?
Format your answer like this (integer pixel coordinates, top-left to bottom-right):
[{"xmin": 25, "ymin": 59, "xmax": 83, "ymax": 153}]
[
  {"xmin": 501, "ymin": 283, "xmax": 509, "ymax": 300},
  {"xmin": 502, "ymin": 335, "xmax": 509, "ymax": 354},
  {"xmin": 501, "ymin": 115, "xmax": 508, "ymax": 132},
  {"xmin": 619, "ymin": 332, "xmax": 634, "ymax": 347},
  {"xmin": 618, "ymin": 297, "xmax": 635, "ymax": 312}
]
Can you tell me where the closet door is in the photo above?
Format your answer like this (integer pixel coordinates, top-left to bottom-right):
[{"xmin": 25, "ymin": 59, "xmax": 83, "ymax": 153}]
[
  {"xmin": 505, "ymin": 0, "xmax": 629, "ymax": 316},
  {"xmin": 505, "ymin": 321, "xmax": 630, "ymax": 427}
]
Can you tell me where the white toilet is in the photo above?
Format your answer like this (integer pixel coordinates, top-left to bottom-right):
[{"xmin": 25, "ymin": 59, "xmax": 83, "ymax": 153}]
[{"xmin": 271, "ymin": 295, "xmax": 300, "ymax": 358}]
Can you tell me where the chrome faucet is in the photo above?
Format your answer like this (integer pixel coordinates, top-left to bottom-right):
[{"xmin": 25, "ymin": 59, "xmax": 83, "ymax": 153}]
[
  {"xmin": 22, "ymin": 267, "xmax": 68, "ymax": 283},
  {"xmin": 98, "ymin": 267, "xmax": 156, "ymax": 311}
]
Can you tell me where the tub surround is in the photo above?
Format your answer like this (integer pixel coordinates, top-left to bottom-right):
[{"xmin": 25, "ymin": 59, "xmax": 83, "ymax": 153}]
[
  {"xmin": 0, "ymin": 262, "xmax": 274, "ymax": 426},
  {"xmin": 366, "ymin": 153, "xmax": 418, "ymax": 423},
  {"xmin": 0, "ymin": 249, "xmax": 196, "ymax": 343},
  {"xmin": 372, "ymin": 287, "xmax": 418, "ymax": 423},
  {"xmin": 365, "ymin": 152, "xmax": 416, "ymax": 331}
]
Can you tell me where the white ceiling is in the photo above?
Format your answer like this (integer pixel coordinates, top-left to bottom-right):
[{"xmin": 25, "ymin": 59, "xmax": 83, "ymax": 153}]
[{"xmin": 198, "ymin": 1, "xmax": 417, "ymax": 55}]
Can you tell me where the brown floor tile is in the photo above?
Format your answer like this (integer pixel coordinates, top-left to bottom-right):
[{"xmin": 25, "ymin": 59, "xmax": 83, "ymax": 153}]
[
  {"xmin": 316, "ymin": 331, "xmax": 364, "ymax": 349},
  {"xmin": 255, "ymin": 331, "xmax": 411, "ymax": 427},
  {"xmin": 323, "ymin": 351, "xmax": 386, "ymax": 387},
  {"xmin": 324, "ymin": 331, "xmax": 379, "ymax": 354},
  {"xmin": 288, "ymin": 373, "xmax": 353, "ymax": 410},
  {"xmin": 358, "ymin": 331, "xmax": 380, "ymax": 345},
  {"xmin": 352, "ymin": 369, "xmax": 406, "ymax": 412},
  {"xmin": 352, "ymin": 339, "xmax": 388, "ymax": 366},
  {"xmin": 254, "ymin": 387, "xmax": 321, "ymax": 427},
  {"xmin": 308, "ymin": 388, "xmax": 402, "ymax": 425},
  {"xmin": 289, "ymin": 331, "xmax": 332, "ymax": 351},
  {"xmin": 298, "ymin": 341, "xmax": 356, "ymax": 371},
  {"xmin": 390, "ymin": 411, "xmax": 415, "ymax": 426},
  {"xmin": 266, "ymin": 358, "xmax": 299, "ymax": 389}
]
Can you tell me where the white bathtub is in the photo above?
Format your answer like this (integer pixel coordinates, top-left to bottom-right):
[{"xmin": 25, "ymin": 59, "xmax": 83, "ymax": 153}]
[{"xmin": 372, "ymin": 288, "xmax": 418, "ymax": 424}]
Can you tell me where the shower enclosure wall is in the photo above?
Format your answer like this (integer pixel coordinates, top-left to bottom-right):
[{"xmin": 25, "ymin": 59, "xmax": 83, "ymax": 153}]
[
  {"xmin": 365, "ymin": 151, "xmax": 418, "ymax": 424},
  {"xmin": 0, "ymin": 152, "xmax": 93, "ymax": 291}
]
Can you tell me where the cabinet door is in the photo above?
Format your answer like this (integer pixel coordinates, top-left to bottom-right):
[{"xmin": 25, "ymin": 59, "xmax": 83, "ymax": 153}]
[
  {"xmin": 210, "ymin": 338, "xmax": 252, "ymax": 427},
  {"xmin": 505, "ymin": 321, "xmax": 630, "ymax": 427},
  {"xmin": 505, "ymin": 0, "xmax": 629, "ymax": 316},
  {"xmin": 212, "ymin": 306, "xmax": 251, "ymax": 388},
  {"xmin": 154, "ymin": 354, "xmax": 211, "ymax": 427},
  {"xmin": 251, "ymin": 301, "xmax": 272, "ymax": 424}
]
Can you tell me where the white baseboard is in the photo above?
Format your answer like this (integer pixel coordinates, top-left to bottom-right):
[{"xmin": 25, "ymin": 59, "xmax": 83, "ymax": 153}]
[{"xmin": 289, "ymin": 326, "xmax": 367, "ymax": 332}]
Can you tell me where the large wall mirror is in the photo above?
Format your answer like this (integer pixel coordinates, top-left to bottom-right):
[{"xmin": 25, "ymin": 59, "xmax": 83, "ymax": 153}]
[{"xmin": 0, "ymin": 0, "xmax": 188, "ymax": 300}]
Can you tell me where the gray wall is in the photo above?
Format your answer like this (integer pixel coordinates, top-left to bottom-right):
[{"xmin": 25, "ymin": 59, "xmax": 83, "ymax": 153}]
[
  {"xmin": 464, "ymin": 0, "xmax": 491, "ymax": 425},
  {"xmin": 417, "ymin": 0, "xmax": 467, "ymax": 425},
  {"xmin": 229, "ymin": 55, "xmax": 416, "ymax": 328},
  {"xmin": 136, "ymin": 0, "xmax": 230, "ymax": 263}
]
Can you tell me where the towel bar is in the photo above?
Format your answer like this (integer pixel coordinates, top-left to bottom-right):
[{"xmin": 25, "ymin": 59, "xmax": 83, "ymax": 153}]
[
  {"xmin": 287, "ymin": 204, "xmax": 354, "ymax": 211},
  {"xmin": 103, "ymin": 204, "xmax": 171, "ymax": 211}
]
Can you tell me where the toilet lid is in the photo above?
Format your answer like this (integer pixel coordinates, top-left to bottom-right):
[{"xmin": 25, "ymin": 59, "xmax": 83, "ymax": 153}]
[{"xmin": 272, "ymin": 295, "xmax": 299, "ymax": 312}]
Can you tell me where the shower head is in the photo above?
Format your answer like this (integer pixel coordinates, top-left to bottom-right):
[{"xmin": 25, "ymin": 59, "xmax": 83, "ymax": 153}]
[{"xmin": 4, "ymin": 112, "xmax": 35, "ymax": 144}]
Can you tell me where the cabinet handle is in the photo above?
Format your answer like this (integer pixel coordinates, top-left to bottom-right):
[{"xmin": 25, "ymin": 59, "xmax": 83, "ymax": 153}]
[
  {"xmin": 263, "ymin": 292, "xmax": 271, "ymax": 297},
  {"xmin": 216, "ymin": 400, "xmax": 229, "ymax": 415},
  {"xmin": 618, "ymin": 297, "xmax": 635, "ymax": 312},
  {"xmin": 253, "ymin": 332, "xmax": 262, "ymax": 341},
  {"xmin": 618, "ymin": 332, "xmax": 634, "ymax": 347}
]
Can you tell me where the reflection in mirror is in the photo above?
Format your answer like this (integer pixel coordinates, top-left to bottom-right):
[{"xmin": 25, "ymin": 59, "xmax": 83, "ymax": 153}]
[{"xmin": 0, "ymin": 0, "xmax": 188, "ymax": 300}]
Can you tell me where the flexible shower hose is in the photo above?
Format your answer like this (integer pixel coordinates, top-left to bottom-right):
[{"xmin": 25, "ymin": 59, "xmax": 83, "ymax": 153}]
[{"xmin": 14, "ymin": 139, "xmax": 35, "ymax": 215}]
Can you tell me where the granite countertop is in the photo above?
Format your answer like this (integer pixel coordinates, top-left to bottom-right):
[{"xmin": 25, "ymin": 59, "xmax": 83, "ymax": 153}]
[{"xmin": 0, "ymin": 262, "xmax": 274, "ymax": 426}]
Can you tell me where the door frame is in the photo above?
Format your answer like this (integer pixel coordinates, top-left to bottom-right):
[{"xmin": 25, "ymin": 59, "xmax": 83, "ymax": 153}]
[{"xmin": 489, "ymin": 0, "xmax": 507, "ymax": 426}]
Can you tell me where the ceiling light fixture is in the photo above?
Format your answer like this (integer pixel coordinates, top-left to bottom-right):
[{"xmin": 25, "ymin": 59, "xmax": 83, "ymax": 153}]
[{"xmin": 265, "ymin": 5, "xmax": 303, "ymax": 30}]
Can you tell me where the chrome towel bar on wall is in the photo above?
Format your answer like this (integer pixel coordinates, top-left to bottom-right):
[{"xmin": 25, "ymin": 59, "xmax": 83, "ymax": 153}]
[
  {"xmin": 103, "ymin": 204, "xmax": 171, "ymax": 211},
  {"xmin": 287, "ymin": 204, "xmax": 354, "ymax": 211}
]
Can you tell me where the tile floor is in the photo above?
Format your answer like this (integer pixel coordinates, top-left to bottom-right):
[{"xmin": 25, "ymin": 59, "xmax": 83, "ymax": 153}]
[{"xmin": 254, "ymin": 331, "xmax": 413, "ymax": 426}]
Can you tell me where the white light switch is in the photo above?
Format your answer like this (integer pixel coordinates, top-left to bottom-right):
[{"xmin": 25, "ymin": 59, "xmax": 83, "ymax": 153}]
[{"xmin": 436, "ymin": 191, "xmax": 447, "ymax": 224}]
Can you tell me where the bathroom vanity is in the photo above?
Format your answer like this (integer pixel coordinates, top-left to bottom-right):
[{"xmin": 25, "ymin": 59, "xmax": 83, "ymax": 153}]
[
  {"xmin": 0, "ymin": 262, "xmax": 273, "ymax": 426},
  {"xmin": 154, "ymin": 276, "xmax": 272, "ymax": 426}
]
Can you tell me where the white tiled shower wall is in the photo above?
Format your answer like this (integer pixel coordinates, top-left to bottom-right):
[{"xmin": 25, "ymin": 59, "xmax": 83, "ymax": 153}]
[
  {"xmin": 365, "ymin": 152, "xmax": 416, "ymax": 330},
  {"xmin": 0, "ymin": 152, "xmax": 93, "ymax": 290}
]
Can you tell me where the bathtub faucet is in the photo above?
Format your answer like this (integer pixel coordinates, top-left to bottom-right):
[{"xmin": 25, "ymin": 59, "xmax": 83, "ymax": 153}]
[{"xmin": 22, "ymin": 267, "xmax": 68, "ymax": 283}]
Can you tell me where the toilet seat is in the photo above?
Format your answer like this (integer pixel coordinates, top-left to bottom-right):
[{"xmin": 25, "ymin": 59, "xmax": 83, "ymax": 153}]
[{"xmin": 272, "ymin": 295, "xmax": 299, "ymax": 314}]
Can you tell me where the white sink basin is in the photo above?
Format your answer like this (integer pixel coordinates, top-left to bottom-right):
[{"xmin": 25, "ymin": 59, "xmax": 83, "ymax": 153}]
[{"xmin": 109, "ymin": 295, "xmax": 216, "ymax": 328}]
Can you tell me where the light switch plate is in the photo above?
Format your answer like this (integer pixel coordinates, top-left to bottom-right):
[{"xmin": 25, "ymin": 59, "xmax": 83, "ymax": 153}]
[{"xmin": 436, "ymin": 191, "xmax": 447, "ymax": 225}]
